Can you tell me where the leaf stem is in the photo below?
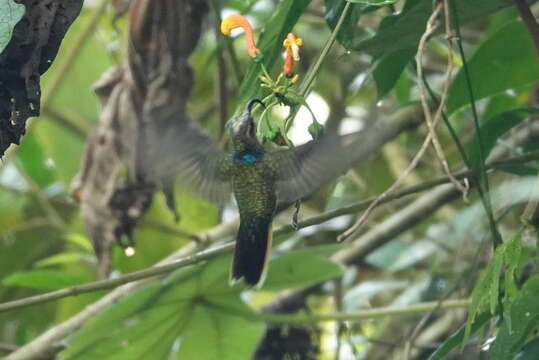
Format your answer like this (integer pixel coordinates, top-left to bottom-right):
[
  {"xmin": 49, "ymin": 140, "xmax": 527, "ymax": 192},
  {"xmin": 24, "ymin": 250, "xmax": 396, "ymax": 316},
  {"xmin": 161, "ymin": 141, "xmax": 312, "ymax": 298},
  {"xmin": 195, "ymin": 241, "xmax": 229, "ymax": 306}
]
[{"xmin": 450, "ymin": 0, "xmax": 502, "ymax": 247}]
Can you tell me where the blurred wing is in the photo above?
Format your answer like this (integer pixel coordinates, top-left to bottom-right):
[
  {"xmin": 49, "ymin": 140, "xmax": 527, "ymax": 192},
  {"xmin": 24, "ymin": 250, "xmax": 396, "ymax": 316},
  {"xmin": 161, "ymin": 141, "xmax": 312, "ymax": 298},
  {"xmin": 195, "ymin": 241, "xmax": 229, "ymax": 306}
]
[
  {"xmin": 141, "ymin": 116, "xmax": 233, "ymax": 204},
  {"xmin": 265, "ymin": 132, "xmax": 351, "ymax": 205}
]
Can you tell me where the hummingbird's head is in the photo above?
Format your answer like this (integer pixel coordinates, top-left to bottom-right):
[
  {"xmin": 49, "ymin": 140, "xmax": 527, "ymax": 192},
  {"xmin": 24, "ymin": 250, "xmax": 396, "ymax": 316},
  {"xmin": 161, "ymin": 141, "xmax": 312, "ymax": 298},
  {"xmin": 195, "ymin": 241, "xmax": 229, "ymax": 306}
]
[{"xmin": 229, "ymin": 99, "xmax": 264, "ymax": 143}]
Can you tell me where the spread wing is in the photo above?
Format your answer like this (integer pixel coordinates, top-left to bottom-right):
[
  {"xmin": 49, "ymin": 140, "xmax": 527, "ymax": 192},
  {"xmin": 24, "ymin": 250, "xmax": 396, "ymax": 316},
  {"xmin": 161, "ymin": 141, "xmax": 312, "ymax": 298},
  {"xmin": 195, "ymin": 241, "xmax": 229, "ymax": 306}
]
[
  {"xmin": 141, "ymin": 115, "xmax": 233, "ymax": 204},
  {"xmin": 265, "ymin": 131, "xmax": 351, "ymax": 205}
]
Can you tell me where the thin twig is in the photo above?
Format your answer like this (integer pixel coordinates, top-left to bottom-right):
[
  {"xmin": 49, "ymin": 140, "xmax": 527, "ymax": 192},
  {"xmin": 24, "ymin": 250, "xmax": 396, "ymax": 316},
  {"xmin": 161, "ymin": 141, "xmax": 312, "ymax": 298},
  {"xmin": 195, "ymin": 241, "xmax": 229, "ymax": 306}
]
[
  {"xmin": 417, "ymin": 0, "xmax": 468, "ymax": 197},
  {"xmin": 404, "ymin": 2, "xmax": 463, "ymax": 357},
  {"xmin": 0, "ymin": 242, "xmax": 233, "ymax": 313},
  {"xmin": 254, "ymin": 299, "xmax": 471, "ymax": 324},
  {"xmin": 450, "ymin": 0, "xmax": 502, "ymax": 248}
]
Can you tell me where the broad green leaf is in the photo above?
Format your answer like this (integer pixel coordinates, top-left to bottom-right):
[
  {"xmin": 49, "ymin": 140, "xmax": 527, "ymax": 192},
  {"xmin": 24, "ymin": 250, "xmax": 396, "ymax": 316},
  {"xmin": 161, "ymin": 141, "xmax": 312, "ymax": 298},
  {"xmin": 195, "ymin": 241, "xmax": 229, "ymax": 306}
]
[
  {"xmin": 2, "ymin": 270, "xmax": 83, "ymax": 290},
  {"xmin": 427, "ymin": 311, "xmax": 493, "ymax": 360},
  {"xmin": 354, "ymin": 0, "xmax": 525, "ymax": 60},
  {"xmin": 490, "ymin": 274, "xmax": 539, "ymax": 360},
  {"xmin": 63, "ymin": 260, "xmax": 264, "ymax": 360},
  {"xmin": 325, "ymin": 0, "xmax": 364, "ymax": 50},
  {"xmin": 373, "ymin": 48, "xmax": 415, "ymax": 99},
  {"xmin": 0, "ymin": 0, "xmax": 24, "ymax": 53},
  {"xmin": 176, "ymin": 298, "xmax": 263, "ymax": 360},
  {"xmin": 263, "ymin": 246, "xmax": 344, "ymax": 290},
  {"xmin": 63, "ymin": 283, "xmax": 165, "ymax": 354},
  {"xmin": 235, "ymin": 0, "xmax": 311, "ymax": 115},
  {"xmin": 447, "ymin": 20, "xmax": 539, "ymax": 115},
  {"xmin": 466, "ymin": 108, "xmax": 539, "ymax": 169}
]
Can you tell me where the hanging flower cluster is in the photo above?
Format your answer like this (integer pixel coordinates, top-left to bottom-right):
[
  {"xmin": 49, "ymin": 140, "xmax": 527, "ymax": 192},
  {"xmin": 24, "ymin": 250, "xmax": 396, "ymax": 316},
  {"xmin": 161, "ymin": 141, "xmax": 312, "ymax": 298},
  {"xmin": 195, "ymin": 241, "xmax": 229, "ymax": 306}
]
[{"xmin": 221, "ymin": 14, "xmax": 321, "ymax": 144}]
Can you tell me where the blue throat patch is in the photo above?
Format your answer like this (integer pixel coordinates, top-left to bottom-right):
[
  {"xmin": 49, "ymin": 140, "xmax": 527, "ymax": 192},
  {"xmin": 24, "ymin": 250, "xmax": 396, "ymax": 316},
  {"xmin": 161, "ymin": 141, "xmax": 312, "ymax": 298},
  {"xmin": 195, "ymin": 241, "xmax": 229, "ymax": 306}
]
[{"xmin": 235, "ymin": 152, "xmax": 262, "ymax": 164}]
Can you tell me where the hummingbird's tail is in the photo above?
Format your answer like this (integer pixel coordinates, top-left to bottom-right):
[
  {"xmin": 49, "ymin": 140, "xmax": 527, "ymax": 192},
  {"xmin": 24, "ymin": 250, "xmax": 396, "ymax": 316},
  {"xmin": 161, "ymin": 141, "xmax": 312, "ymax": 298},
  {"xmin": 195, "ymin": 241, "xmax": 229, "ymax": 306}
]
[{"xmin": 230, "ymin": 216, "xmax": 273, "ymax": 288}]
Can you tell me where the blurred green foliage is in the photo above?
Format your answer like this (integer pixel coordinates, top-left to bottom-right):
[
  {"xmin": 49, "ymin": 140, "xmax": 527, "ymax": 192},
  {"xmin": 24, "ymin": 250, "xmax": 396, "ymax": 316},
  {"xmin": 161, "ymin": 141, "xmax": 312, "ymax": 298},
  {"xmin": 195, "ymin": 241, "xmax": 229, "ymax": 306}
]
[{"xmin": 1, "ymin": 0, "xmax": 539, "ymax": 359}]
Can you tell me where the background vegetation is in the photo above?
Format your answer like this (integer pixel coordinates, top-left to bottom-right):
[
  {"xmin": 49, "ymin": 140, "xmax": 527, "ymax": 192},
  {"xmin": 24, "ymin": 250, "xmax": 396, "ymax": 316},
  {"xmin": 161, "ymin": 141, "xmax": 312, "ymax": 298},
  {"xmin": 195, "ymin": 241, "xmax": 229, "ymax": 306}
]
[{"xmin": 1, "ymin": 0, "xmax": 539, "ymax": 359}]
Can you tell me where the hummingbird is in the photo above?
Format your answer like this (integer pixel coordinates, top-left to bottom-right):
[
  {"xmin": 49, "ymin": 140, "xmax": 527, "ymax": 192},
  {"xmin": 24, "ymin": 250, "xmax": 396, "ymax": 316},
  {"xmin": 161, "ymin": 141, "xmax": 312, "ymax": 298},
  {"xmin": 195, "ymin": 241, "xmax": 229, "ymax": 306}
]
[{"xmin": 144, "ymin": 99, "xmax": 352, "ymax": 287}]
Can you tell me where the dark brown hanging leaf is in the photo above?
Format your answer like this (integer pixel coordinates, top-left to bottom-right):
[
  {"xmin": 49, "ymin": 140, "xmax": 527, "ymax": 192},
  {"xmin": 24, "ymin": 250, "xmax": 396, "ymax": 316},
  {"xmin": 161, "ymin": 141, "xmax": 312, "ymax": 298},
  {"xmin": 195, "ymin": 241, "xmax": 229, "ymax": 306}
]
[
  {"xmin": 0, "ymin": 0, "xmax": 83, "ymax": 157},
  {"xmin": 72, "ymin": 0, "xmax": 208, "ymax": 277}
]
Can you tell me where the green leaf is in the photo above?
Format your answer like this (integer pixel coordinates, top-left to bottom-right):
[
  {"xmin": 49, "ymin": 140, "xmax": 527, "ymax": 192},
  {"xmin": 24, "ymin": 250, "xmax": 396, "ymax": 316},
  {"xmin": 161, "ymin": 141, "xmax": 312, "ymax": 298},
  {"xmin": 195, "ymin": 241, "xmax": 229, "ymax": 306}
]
[
  {"xmin": 347, "ymin": 0, "xmax": 399, "ymax": 4},
  {"xmin": 497, "ymin": 164, "xmax": 539, "ymax": 177},
  {"xmin": 464, "ymin": 233, "xmax": 524, "ymax": 343},
  {"xmin": 2, "ymin": 270, "xmax": 83, "ymax": 290},
  {"xmin": 65, "ymin": 233, "xmax": 93, "ymax": 252},
  {"xmin": 35, "ymin": 252, "xmax": 92, "ymax": 268},
  {"xmin": 235, "ymin": 0, "xmax": 311, "ymax": 115},
  {"xmin": 515, "ymin": 335, "xmax": 539, "ymax": 360},
  {"xmin": 427, "ymin": 311, "xmax": 493, "ymax": 360},
  {"xmin": 0, "ymin": 0, "xmax": 24, "ymax": 53},
  {"xmin": 354, "ymin": 0, "xmax": 523, "ymax": 60},
  {"xmin": 373, "ymin": 48, "xmax": 415, "ymax": 99},
  {"xmin": 466, "ymin": 108, "xmax": 539, "ymax": 169},
  {"xmin": 490, "ymin": 274, "xmax": 539, "ymax": 360},
  {"xmin": 176, "ymin": 297, "xmax": 263, "ymax": 360},
  {"xmin": 63, "ymin": 260, "xmax": 264, "ymax": 360},
  {"xmin": 325, "ymin": 0, "xmax": 364, "ymax": 49},
  {"xmin": 447, "ymin": 20, "xmax": 539, "ymax": 115},
  {"xmin": 16, "ymin": 133, "xmax": 56, "ymax": 187},
  {"xmin": 263, "ymin": 246, "xmax": 344, "ymax": 290}
]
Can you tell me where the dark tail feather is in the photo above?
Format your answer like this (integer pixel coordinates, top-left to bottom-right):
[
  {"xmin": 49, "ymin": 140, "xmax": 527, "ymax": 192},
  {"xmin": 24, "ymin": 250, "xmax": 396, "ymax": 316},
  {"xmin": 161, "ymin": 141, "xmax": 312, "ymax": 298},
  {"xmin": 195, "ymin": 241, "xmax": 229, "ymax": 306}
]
[{"xmin": 230, "ymin": 216, "xmax": 273, "ymax": 288}]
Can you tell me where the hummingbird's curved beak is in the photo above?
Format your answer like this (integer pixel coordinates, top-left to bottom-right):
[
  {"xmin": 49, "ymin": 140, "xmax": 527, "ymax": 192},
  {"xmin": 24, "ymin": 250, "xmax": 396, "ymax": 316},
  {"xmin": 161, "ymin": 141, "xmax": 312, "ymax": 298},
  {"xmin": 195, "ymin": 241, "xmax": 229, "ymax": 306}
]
[{"xmin": 245, "ymin": 98, "xmax": 265, "ymax": 119}]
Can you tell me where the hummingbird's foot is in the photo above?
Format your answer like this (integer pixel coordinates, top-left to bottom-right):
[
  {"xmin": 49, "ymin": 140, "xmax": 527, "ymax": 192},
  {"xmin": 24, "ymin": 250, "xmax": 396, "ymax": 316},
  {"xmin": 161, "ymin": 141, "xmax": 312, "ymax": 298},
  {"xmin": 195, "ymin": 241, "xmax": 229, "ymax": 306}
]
[{"xmin": 292, "ymin": 200, "xmax": 301, "ymax": 230}]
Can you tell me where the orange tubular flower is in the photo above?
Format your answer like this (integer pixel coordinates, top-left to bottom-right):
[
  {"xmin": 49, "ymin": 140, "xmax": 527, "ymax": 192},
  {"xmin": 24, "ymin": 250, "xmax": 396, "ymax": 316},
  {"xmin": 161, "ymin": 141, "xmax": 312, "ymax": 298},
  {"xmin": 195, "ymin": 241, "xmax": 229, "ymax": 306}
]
[
  {"xmin": 283, "ymin": 52, "xmax": 295, "ymax": 76},
  {"xmin": 221, "ymin": 14, "xmax": 260, "ymax": 58},
  {"xmin": 283, "ymin": 33, "xmax": 303, "ymax": 61},
  {"xmin": 282, "ymin": 32, "xmax": 303, "ymax": 76}
]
